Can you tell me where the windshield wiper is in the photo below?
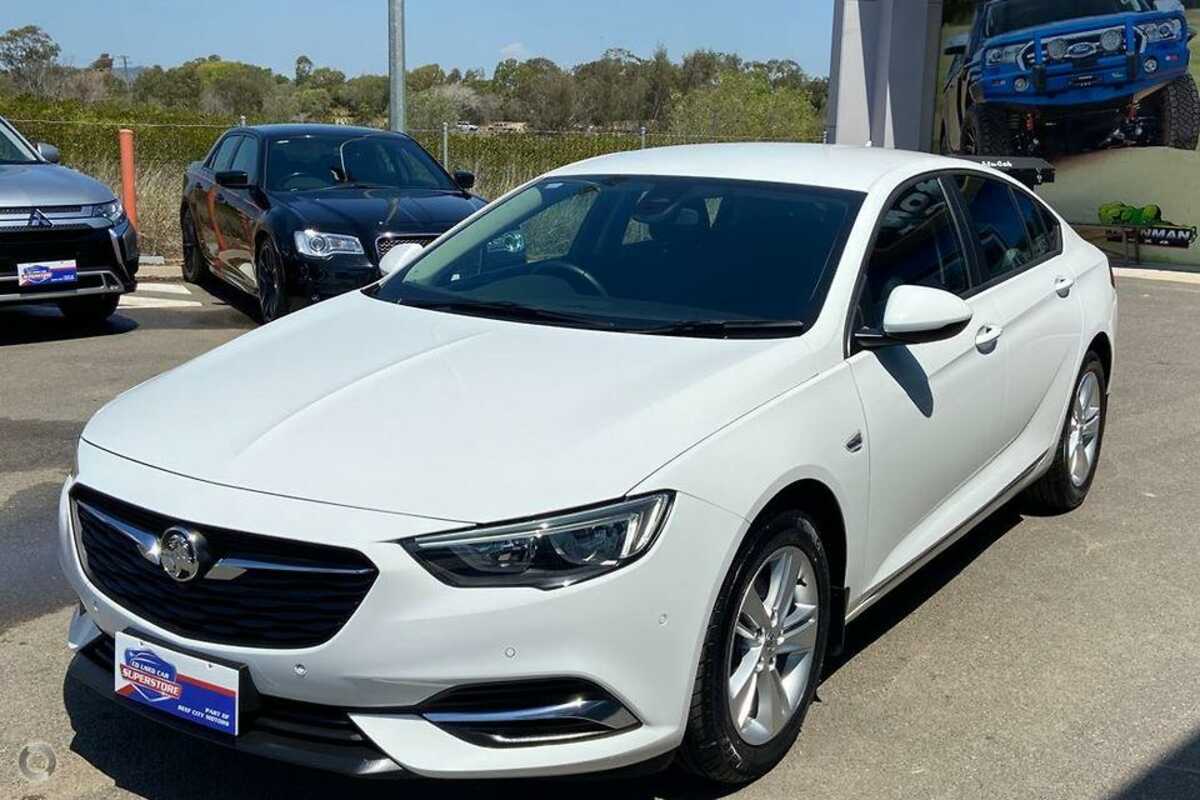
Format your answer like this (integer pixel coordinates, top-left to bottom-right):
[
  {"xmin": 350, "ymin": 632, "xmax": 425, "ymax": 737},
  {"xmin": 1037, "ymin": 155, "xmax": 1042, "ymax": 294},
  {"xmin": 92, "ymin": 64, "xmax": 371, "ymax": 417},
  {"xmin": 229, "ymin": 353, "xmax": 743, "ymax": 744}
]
[
  {"xmin": 401, "ymin": 298, "xmax": 613, "ymax": 329},
  {"xmin": 640, "ymin": 319, "xmax": 807, "ymax": 339}
]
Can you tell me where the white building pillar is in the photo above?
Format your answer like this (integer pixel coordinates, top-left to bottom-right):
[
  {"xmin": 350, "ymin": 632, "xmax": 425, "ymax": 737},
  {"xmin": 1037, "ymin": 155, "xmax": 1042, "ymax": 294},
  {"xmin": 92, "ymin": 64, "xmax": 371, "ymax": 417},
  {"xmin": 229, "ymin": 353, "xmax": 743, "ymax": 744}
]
[{"xmin": 827, "ymin": 0, "xmax": 945, "ymax": 151}]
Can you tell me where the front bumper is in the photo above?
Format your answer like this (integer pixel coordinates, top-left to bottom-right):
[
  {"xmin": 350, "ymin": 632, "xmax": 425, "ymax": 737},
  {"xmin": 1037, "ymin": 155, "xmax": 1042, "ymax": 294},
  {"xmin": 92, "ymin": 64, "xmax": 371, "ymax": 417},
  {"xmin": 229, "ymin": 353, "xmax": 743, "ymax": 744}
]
[
  {"xmin": 58, "ymin": 441, "xmax": 746, "ymax": 778},
  {"xmin": 0, "ymin": 217, "xmax": 138, "ymax": 306}
]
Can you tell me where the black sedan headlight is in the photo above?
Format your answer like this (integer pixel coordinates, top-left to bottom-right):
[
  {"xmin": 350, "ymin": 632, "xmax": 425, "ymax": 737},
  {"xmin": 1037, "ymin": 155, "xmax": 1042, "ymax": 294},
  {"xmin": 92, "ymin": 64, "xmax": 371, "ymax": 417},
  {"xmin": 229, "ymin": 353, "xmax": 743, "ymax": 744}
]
[{"xmin": 403, "ymin": 493, "xmax": 673, "ymax": 590}]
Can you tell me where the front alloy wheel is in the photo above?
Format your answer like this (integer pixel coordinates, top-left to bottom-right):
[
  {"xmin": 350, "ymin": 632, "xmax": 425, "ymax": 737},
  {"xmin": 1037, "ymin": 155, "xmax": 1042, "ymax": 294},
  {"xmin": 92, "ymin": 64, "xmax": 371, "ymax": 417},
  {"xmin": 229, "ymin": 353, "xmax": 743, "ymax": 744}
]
[
  {"xmin": 255, "ymin": 239, "xmax": 290, "ymax": 323},
  {"xmin": 681, "ymin": 511, "xmax": 830, "ymax": 784},
  {"xmin": 727, "ymin": 547, "xmax": 820, "ymax": 745}
]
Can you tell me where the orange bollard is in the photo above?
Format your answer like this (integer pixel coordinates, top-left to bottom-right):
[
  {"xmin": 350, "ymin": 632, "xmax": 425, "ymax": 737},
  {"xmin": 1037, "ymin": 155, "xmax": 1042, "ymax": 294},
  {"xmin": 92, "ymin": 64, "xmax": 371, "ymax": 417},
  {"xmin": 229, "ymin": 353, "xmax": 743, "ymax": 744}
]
[{"xmin": 118, "ymin": 128, "xmax": 138, "ymax": 230}]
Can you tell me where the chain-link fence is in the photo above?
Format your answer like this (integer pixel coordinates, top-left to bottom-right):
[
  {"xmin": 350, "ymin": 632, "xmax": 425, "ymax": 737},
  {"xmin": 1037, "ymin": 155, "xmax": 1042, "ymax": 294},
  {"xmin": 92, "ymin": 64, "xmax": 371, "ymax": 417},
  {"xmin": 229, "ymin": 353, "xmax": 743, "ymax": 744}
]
[{"xmin": 8, "ymin": 118, "xmax": 814, "ymax": 260}]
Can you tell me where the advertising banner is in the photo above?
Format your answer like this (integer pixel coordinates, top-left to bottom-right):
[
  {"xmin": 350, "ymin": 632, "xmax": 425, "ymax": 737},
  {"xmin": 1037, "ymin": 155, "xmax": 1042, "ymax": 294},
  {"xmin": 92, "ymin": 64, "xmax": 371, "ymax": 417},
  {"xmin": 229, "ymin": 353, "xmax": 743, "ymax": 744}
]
[{"xmin": 934, "ymin": 0, "xmax": 1200, "ymax": 267}]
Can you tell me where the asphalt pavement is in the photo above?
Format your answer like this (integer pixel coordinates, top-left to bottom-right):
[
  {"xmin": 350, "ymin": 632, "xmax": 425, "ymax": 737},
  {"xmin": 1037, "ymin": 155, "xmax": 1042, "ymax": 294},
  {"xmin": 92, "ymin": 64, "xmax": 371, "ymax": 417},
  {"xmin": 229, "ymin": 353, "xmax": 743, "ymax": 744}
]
[{"xmin": 1, "ymin": 272, "xmax": 1198, "ymax": 799}]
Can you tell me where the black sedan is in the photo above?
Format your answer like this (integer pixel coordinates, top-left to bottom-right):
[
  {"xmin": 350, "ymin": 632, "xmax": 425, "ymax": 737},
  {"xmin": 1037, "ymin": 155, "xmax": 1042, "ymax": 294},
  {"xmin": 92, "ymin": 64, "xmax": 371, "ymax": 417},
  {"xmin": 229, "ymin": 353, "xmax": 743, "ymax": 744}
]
[{"xmin": 180, "ymin": 124, "xmax": 485, "ymax": 321}]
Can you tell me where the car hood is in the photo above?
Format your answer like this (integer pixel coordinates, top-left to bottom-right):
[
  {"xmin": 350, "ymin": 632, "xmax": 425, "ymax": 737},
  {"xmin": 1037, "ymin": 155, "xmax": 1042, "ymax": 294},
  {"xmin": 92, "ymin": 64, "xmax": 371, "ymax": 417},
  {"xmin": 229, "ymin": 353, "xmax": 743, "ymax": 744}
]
[
  {"xmin": 0, "ymin": 163, "xmax": 115, "ymax": 207},
  {"xmin": 82, "ymin": 291, "xmax": 813, "ymax": 524},
  {"xmin": 272, "ymin": 187, "xmax": 485, "ymax": 233}
]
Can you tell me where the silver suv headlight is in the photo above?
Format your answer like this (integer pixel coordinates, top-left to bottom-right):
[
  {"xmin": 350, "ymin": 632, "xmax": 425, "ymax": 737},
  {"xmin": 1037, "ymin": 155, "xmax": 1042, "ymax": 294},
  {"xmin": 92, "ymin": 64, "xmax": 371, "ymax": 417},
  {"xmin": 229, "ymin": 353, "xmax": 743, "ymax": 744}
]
[
  {"xmin": 986, "ymin": 43, "xmax": 1028, "ymax": 66},
  {"xmin": 92, "ymin": 199, "xmax": 124, "ymax": 223},
  {"xmin": 402, "ymin": 493, "xmax": 674, "ymax": 590},
  {"xmin": 293, "ymin": 229, "xmax": 364, "ymax": 259}
]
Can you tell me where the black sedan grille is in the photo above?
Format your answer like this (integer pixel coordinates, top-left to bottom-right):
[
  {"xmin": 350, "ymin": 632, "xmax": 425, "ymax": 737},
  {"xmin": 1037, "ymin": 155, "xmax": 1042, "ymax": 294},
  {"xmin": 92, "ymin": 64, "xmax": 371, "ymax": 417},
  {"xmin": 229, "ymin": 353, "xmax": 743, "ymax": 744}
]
[
  {"xmin": 376, "ymin": 234, "xmax": 436, "ymax": 260},
  {"xmin": 71, "ymin": 486, "xmax": 378, "ymax": 649}
]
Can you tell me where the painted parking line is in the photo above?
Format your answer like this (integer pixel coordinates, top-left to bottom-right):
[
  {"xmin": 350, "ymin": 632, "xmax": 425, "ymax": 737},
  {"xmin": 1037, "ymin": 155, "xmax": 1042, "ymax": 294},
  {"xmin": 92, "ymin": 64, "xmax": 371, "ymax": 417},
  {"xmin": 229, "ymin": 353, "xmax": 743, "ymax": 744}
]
[
  {"xmin": 138, "ymin": 282, "xmax": 193, "ymax": 295},
  {"xmin": 119, "ymin": 294, "xmax": 202, "ymax": 310},
  {"xmin": 1113, "ymin": 267, "xmax": 1200, "ymax": 285}
]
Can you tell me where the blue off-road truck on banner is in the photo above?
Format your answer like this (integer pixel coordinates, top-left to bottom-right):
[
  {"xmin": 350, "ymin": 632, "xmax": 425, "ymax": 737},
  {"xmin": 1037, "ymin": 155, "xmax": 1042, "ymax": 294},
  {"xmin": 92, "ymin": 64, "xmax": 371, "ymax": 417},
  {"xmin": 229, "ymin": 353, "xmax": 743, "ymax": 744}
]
[{"xmin": 940, "ymin": 0, "xmax": 1200, "ymax": 156}]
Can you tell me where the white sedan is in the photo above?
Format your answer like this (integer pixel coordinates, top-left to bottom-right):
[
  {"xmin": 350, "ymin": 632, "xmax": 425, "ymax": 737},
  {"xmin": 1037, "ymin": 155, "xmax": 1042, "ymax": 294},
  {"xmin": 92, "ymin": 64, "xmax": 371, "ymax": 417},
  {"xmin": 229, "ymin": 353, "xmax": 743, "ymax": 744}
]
[{"xmin": 59, "ymin": 144, "xmax": 1115, "ymax": 783}]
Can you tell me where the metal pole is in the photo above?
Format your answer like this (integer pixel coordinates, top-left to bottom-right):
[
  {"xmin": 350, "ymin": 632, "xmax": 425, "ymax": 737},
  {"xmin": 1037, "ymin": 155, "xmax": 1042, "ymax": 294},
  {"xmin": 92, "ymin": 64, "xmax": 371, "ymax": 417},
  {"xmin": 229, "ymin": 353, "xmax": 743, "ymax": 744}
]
[
  {"xmin": 640, "ymin": 126, "xmax": 646, "ymax": 149},
  {"xmin": 388, "ymin": 0, "xmax": 407, "ymax": 132},
  {"xmin": 442, "ymin": 122, "xmax": 449, "ymax": 166}
]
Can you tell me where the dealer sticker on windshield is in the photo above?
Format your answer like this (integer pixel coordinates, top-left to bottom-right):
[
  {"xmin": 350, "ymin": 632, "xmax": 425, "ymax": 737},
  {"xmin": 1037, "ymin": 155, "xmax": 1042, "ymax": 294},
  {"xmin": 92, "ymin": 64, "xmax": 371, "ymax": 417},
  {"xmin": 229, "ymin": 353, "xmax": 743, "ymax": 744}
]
[
  {"xmin": 18, "ymin": 260, "xmax": 77, "ymax": 288},
  {"xmin": 114, "ymin": 631, "xmax": 241, "ymax": 735}
]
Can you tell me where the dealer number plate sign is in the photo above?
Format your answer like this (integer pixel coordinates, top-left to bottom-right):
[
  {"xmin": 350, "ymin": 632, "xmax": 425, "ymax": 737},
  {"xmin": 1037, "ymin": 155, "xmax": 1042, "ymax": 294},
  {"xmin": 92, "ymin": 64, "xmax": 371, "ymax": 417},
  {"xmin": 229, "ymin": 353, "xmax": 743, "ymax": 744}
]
[
  {"xmin": 114, "ymin": 630, "xmax": 240, "ymax": 735},
  {"xmin": 18, "ymin": 260, "xmax": 77, "ymax": 288}
]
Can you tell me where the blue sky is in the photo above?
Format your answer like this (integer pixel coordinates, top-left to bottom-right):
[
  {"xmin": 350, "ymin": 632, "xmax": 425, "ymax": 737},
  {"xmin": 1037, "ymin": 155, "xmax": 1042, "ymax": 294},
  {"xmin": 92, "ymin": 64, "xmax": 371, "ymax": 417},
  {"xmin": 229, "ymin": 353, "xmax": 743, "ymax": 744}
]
[{"xmin": 13, "ymin": 0, "xmax": 835, "ymax": 77}]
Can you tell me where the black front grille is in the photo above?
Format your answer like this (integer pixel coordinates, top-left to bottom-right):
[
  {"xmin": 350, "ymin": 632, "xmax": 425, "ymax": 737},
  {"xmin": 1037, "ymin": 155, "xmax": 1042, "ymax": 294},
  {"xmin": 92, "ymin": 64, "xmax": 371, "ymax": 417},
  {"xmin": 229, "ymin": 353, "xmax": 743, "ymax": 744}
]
[
  {"xmin": 72, "ymin": 486, "xmax": 378, "ymax": 649},
  {"xmin": 0, "ymin": 227, "xmax": 116, "ymax": 278},
  {"xmin": 376, "ymin": 235, "xmax": 435, "ymax": 259}
]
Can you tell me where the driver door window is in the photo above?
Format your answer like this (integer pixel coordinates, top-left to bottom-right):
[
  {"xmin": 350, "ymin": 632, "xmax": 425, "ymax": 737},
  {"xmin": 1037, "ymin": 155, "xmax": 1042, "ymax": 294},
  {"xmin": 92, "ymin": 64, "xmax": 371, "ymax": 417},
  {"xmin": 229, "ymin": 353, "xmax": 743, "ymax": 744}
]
[{"xmin": 857, "ymin": 176, "xmax": 970, "ymax": 330}]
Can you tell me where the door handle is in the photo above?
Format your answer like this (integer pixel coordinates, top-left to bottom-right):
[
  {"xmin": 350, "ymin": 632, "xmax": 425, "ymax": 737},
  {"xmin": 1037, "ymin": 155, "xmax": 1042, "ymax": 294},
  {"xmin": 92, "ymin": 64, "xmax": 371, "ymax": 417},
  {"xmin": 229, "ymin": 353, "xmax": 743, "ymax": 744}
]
[
  {"xmin": 975, "ymin": 324, "xmax": 1003, "ymax": 353},
  {"xmin": 1054, "ymin": 275, "xmax": 1075, "ymax": 298}
]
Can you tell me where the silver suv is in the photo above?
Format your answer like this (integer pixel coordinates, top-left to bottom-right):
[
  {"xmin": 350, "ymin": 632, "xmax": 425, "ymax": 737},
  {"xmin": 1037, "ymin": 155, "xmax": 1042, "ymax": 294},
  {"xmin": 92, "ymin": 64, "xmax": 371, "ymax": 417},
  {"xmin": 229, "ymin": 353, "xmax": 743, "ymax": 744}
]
[{"xmin": 0, "ymin": 115, "xmax": 138, "ymax": 323}]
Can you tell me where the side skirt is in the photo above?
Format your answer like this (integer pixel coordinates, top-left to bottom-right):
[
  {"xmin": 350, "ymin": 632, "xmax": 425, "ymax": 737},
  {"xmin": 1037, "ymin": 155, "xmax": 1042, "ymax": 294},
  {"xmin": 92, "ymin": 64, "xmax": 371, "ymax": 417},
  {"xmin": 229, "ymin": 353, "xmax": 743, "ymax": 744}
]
[{"xmin": 844, "ymin": 449, "xmax": 1049, "ymax": 623}]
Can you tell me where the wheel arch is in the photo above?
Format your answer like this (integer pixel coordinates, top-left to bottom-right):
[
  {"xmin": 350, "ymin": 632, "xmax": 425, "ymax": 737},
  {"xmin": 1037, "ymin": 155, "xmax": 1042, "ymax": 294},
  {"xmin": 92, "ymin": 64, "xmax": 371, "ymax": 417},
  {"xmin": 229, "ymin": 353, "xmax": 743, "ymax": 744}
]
[
  {"xmin": 748, "ymin": 478, "xmax": 850, "ymax": 653},
  {"xmin": 1088, "ymin": 331, "xmax": 1113, "ymax": 386}
]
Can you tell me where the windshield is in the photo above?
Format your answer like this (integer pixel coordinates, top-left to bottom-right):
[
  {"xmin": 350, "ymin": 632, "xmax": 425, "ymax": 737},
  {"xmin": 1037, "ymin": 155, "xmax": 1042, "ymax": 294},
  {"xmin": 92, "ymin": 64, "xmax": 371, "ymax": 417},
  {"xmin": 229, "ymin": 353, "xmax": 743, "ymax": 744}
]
[
  {"xmin": 370, "ymin": 175, "xmax": 864, "ymax": 337},
  {"xmin": 264, "ymin": 133, "xmax": 457, "ymax": 192},
  {"xmin": 986, "ymin": 0, "xmax": 1150, "ymax": 36},
  {"xmin": 0, "ymin": 120, "xmax": 39, "ymax": 164}
]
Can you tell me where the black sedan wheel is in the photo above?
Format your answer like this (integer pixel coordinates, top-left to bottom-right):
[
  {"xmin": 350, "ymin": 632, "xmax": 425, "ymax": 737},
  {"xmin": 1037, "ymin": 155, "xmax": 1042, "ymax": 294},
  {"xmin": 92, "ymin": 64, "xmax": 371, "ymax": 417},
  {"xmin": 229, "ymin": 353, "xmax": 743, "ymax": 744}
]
[{"xmin": 255, "ymin": 239, "xmax": 290, "ymax": 323}]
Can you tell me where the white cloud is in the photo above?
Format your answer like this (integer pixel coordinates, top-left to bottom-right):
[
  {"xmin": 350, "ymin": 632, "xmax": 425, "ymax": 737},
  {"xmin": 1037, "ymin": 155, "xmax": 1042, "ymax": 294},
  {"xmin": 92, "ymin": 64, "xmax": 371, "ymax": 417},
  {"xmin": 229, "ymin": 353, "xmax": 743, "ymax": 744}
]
[{"xmin": 499, "ymin": 42, "xmax": 530, "ymax": 61}]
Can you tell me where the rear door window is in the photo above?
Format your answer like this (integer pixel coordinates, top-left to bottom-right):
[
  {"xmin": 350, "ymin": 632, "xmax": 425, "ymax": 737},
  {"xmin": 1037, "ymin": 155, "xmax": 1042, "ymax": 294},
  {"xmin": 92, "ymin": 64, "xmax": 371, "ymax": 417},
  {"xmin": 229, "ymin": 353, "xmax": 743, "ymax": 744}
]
[{"xmin": 954, "ymin": 175, "xmax": 1037, "ymax": 285}]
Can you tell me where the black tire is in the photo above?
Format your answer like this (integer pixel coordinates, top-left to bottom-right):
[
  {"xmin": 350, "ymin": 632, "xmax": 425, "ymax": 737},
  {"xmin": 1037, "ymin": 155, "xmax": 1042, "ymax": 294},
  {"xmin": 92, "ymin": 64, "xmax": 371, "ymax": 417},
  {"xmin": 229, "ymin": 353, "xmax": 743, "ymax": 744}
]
[
  {"xmin": 180, "ymin": 209, "xmax": 208, "ymax": 284},
  {"xmin": 964, "ymin": 104, "xmax": 1014, "ymax": 156},
  {"xmin": 679, "ymin": 510, "xmax": 831, "ymax": 785},
  {"xmin": 1023, "ymin": 353, "xmax": 1108, "ymax": 513},
  {"xmin": 255, "ymin": 238, "xmax": 290, "ymax": 323},
  {"xmin": 1157, "ymin": 74, "xmax": 1200, "ymax": 151},
  {"xmin": 57, "ymin": 293, "xmax": 119, "ymax": 325}
]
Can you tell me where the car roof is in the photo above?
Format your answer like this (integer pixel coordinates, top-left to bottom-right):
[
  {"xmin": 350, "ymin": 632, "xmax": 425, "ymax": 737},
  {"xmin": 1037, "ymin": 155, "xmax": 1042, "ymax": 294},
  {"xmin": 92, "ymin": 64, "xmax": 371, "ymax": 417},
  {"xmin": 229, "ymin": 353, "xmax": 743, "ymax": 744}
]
[
  {"xmin": 240, "ymin": 123, "xmax": 409, "ymax": 139},
  {"xmin": 546, "ymin": 143, "xmax": 976, "ymax": 193}
]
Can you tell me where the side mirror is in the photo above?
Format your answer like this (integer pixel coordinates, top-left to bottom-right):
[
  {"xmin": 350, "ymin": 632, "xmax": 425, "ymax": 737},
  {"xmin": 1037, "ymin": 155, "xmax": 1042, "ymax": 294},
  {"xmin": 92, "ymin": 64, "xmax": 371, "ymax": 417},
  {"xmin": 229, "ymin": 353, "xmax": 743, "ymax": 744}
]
[
  {"xmin": 379, "ymin": 241, "xmax": 424, "ymax": 274},
  {"xmin": 37, "ymin": 142, "xmax": 60, "ymax": 164},
  {"xmin": 856, "ymin": 285, "xmax": 973, "ymax": 348},
  {"xmin": 215, "ymin": 170, "xmax": 251, "ymax": 189},
  {"xmin": 453, "ymin": 170, "xmax": 476, "ymax": 191}
]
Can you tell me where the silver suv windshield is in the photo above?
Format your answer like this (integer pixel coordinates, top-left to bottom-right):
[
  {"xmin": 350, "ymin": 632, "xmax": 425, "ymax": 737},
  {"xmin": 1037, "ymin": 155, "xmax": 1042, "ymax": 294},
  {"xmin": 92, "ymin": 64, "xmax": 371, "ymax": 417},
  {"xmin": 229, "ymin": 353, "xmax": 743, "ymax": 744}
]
[
  {"xmin": 987, "ymin": 0, "xmax": 1151, "ymax": 37},
  {"xmin": 0, "ymin": 120, "xmax": 39, "ymax": 164},
  {"xmin": 369, "ymin": 175, "xmax": 865, "ymax": 338}
]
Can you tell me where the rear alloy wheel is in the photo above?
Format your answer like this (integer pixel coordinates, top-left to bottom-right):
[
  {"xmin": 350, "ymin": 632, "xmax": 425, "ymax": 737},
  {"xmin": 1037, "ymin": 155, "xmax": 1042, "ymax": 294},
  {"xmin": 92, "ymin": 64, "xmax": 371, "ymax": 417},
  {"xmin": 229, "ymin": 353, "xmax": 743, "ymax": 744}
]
[
  {"xmin": 58, "ymin": 294, "xmax": 119, "ymax": 326},
  {"xmin": 180, "ymin": 210, "xmax": 208, "ymax": 284},
  {"xmin": 1023, "ymin": 353, "xmax": 1108, "ymax": 512},
  {"xmin": 680, "ymin": 511, "xmax": 830, "ymax": 784},
  {"xmin": 255, "ymin": 239, "xmax": 290, "ymax": 323}
]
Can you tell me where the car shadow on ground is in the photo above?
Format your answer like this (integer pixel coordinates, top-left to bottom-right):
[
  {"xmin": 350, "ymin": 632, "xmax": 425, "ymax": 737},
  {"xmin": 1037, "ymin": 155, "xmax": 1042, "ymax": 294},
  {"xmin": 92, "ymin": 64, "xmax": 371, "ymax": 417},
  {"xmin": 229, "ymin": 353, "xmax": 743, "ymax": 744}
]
[
  {"xmin": 823, "ymin": 502, "xmax": 1025, "ymax": 680},
  {"xmin": 0, "ymin": 304, "xmax": 137, "ymax": 347},
  {"xmin": 1106, "ymin": 726, "xmax": 1200, "ymax": 799},
  {"xmin": 60, "ymin": 503, "xmax": 1029, "ymax": 800},
  {"xmin": 188, "ymin": 274, "xmax": 264, "ymax": 324}
]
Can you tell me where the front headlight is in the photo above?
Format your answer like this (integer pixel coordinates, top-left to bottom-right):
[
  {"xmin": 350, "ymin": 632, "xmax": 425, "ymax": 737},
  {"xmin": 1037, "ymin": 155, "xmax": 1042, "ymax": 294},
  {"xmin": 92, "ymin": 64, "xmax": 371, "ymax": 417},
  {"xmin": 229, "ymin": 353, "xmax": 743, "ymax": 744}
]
[
  {"xmin": 986, "ymin": 43, "xmax": 1027, "ymax": 67},
  {"xmin": 403, "ymin": 493, "xmax": 674, "ymax": 590},
  {"xmin": 293, "ymin": 229, "xmax": 364, "ymax": 259},
  {"xmin": 1139, "ymin": 19, "xmax": 1183, "ymax": 44},
  {"xmin": 92, "ymin": 199, "xmax": 124, "ymax": 223}
]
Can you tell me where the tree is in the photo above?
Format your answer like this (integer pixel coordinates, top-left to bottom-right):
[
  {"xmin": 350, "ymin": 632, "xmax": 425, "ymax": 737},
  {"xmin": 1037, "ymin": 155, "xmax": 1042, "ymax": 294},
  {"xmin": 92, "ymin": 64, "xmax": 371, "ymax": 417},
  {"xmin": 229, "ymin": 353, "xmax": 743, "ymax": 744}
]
[
  {"xmin": 0, "ymin": 26, "xmax": 61, "ymax": 95},
  {"xmin": 295, "ymin": 54, "xmax": 313, "ymax": 85},
  {"xmin": 90, "ymin": 53, "xmax": 114, "ymax": 72},
  {"xmin": 341, "ymin": 74, "xmax": 389, "ymax": 121},
  {"xmin": 408, "ymin": 63, "xmax": 446, "ymax": 93},
  {"xmin": 307, "ymin": 66, "xmax": 345, "ymax": 93},
  {"xmin": 667, "ymin": 69, "xmax": 822, "ymax": 141}
]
